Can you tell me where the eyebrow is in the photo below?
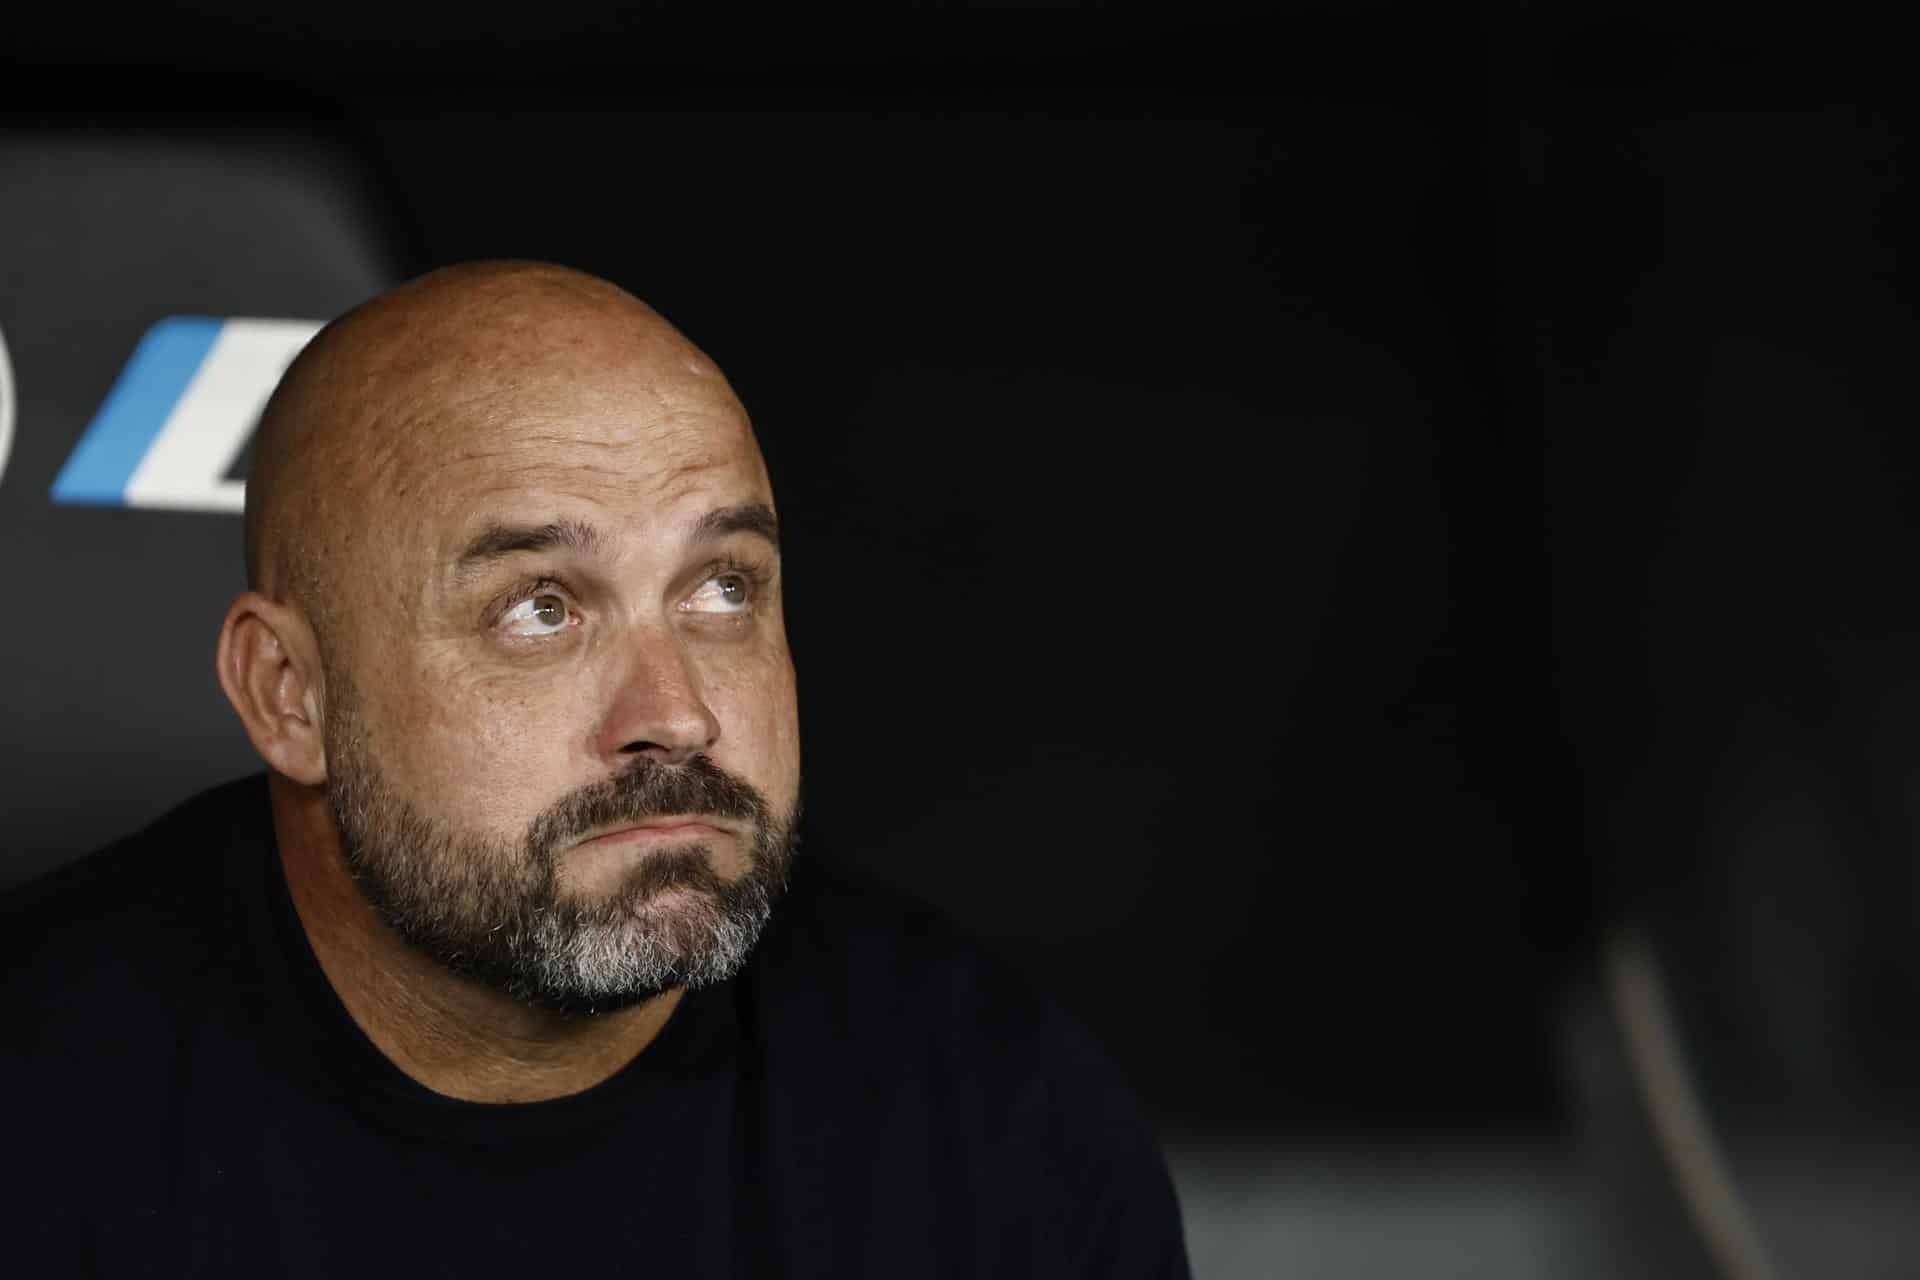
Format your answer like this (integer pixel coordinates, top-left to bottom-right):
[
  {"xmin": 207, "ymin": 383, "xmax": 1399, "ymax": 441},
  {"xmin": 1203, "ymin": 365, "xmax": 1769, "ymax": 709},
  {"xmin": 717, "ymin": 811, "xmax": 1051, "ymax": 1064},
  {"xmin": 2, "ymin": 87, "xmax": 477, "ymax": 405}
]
[
  {"xmin": 690, "ymin": 501, "xmax": 780, "ymax": 548},
  {"xmin": 456, "ymin": 518, "xmax": 605, "ymax": 570}
]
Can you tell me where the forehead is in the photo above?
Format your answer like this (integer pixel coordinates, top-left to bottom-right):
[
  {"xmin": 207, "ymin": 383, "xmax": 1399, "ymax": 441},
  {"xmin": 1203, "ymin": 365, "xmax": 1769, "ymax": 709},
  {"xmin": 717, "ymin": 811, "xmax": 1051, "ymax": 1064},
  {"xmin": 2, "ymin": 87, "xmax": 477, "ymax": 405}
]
[{"xmin": 360, "ymin": 351, "xmax": 771, "ymax": 566}]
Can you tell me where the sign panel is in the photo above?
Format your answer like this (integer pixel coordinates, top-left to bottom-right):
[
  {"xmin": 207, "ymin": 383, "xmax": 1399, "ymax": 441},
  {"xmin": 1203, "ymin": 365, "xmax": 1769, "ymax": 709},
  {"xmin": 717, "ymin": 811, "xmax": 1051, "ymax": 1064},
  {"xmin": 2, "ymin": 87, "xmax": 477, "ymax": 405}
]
[
  {"xmin": 52, "ymin": 317, "xmax": 321, "ymax": 513},
  {"xmin": 0, "ymin": 131, "xmax": 397, "ymax": 884}
]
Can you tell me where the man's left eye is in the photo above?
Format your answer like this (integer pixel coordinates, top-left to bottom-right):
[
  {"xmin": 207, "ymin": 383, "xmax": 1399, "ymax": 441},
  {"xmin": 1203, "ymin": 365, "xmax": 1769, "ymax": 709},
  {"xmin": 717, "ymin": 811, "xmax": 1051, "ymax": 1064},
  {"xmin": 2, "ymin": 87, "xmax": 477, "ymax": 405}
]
[
  {"xmin": 685, "ymin": 571, "xmax": 752, "ymax": 614},
  {"xmin": 501, "ymin": 593, "xmax": 572, "ymax": 637}
]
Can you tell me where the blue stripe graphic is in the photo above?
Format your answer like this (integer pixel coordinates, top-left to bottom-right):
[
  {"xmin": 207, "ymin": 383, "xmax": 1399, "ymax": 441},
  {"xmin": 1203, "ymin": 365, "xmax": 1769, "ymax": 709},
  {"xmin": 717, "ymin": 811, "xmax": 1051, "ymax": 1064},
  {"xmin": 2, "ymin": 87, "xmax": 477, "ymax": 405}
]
[{"xmin": 52, "ymin": 317, "xmax": 224, "ymax": 506}]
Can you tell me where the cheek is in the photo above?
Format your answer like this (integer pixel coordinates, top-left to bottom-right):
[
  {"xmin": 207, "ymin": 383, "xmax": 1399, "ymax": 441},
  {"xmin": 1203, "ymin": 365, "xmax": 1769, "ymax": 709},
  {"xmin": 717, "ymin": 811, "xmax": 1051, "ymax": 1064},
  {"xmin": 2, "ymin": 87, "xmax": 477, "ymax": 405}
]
[
  {"xmin": 363, "ymin": 648, "xmax": 591, "ymax": 830},
  {"xmin": 707, "ymin": 650, "xmax": 802, "ymax": 792},
  {"xmin": 345, "ymin": 629, "xmax": 800, "ymax": 826}
]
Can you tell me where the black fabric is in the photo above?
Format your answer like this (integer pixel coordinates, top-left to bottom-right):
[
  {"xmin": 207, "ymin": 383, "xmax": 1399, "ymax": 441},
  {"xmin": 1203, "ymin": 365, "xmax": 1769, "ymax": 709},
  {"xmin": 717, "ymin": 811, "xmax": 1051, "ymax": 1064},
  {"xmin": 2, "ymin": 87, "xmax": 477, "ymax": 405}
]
[{"xmin": 1, "ymin": 777, "xmax": 1188, "ymax": 1278}]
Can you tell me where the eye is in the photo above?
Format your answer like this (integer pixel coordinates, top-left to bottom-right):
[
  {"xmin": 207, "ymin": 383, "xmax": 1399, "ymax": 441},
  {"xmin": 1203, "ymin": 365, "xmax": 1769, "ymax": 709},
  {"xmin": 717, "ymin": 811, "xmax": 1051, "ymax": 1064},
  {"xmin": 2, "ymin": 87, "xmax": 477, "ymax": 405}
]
[
  {"xmin": 684, "ymin": 569, "xmax": 753, "ymax": 615},
  {"xmin": 501, "ymin": 592, "xmax": 573, "ymax": 638}
]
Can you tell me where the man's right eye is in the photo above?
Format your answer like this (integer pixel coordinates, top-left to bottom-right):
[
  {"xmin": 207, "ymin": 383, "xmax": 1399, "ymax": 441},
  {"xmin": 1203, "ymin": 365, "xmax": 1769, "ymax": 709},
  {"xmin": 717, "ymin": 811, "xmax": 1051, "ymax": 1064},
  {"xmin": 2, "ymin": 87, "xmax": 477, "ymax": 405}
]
[{"xmin": 501, "ymin": 593, "xmax": 572, "ymax": 638}]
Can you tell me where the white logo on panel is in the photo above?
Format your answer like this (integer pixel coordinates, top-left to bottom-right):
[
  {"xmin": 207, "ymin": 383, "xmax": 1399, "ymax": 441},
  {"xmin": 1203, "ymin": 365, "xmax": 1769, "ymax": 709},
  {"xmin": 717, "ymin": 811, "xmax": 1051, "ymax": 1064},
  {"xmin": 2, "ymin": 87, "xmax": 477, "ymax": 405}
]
[
  {"xmin": 52, "ymin": 316, "xmax": 322, "ymax": 513},
  {"xmin": 126, "ymin": 318, "xmax": 320, "ymax": 513}
]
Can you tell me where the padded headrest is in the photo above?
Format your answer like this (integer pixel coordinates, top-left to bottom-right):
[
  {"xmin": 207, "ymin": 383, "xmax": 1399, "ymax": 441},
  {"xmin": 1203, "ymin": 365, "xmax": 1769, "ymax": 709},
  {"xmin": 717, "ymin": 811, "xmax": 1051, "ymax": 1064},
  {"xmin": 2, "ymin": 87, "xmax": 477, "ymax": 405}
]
[{"xmin": 0, "ymin": 129, "xmax": 401, "ymax": 884}]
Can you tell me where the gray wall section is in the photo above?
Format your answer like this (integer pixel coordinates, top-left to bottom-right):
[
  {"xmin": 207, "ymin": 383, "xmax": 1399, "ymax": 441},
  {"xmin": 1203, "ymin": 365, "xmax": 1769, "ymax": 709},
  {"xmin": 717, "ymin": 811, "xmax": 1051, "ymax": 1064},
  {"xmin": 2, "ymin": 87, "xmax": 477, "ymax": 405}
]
[
  {"xmin": 0, "ymin": 133, "xmax": 400, "ymax": 884},
  {"xmin": 1168, "ymin": 1142, "xmax": 1582, "ymax": 1280}
]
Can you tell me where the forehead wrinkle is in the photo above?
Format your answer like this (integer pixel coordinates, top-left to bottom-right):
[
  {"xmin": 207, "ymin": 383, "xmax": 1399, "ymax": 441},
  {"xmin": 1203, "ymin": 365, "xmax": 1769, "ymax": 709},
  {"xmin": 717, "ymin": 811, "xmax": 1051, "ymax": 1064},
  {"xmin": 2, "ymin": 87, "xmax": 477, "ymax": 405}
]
[
  {"xmin": 312, "ymin": 405, "xmax": 755, "ymax": 578},
  {"xmin": 331, "ymin": 351, "xmax": 725, "ymax": 514},
  {"xmin": 454, "ymin": 421, "xmax": 756, "ymax": 504},
  {"xmin": 429, "ymin": 396, "xmax": 753, "ymax": 466},
  {"xmin": 251, "ymin": 263, "xmax": 759, "ymax": 611}
]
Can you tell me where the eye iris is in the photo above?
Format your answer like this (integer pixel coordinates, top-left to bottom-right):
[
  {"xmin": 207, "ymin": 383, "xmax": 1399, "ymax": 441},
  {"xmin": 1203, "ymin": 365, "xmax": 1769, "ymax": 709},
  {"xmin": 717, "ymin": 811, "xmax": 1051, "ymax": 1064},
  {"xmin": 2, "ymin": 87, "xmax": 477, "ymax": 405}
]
[
  {"xmin": 531, "ymin": 596, "xmax": 566, "ymax": 627},
  {"xmin": 719, "ymin": 575, "xmax": 747, "ymax": 607}
]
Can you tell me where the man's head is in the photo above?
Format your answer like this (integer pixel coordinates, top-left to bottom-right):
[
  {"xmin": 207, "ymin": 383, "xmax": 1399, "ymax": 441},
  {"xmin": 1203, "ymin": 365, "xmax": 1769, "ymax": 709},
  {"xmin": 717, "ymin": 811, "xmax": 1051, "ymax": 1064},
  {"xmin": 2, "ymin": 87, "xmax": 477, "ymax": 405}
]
[{"xmin": 217, "ymin": 262, "xmax": 801, "ymax": 1012}]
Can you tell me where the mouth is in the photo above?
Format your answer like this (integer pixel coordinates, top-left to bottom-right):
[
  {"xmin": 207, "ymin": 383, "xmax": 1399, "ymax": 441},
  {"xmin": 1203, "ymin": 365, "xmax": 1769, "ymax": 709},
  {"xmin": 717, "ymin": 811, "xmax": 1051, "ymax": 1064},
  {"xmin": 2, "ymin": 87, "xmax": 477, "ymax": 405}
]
[{"xmin": 571, "ymin": 818, "xmax": 730, "ymax": 852}]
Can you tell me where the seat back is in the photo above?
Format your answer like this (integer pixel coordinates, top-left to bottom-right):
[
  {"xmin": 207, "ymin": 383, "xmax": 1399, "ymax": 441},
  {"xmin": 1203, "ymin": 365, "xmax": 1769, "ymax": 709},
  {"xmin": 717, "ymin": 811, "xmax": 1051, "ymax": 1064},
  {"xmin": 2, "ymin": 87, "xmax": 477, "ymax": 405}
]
[{"xmin": 0, "ymin": 128, "xmax": 401, "ymax": 884}]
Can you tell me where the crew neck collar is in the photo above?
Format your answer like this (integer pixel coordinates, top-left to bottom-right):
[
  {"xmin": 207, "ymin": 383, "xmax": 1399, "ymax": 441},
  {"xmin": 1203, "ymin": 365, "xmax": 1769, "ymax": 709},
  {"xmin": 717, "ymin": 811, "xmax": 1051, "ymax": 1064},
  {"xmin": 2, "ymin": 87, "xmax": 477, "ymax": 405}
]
[{"xmin": 231, "ymin": 778, "xmax": 742, "ymax": 1149}]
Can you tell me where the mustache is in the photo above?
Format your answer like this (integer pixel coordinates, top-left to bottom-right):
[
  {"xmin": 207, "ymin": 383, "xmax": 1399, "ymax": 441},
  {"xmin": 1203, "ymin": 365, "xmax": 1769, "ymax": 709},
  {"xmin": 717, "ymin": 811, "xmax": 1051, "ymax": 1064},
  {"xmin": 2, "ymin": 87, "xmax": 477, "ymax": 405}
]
[{"xmin": 526, "ymin": 755, "xmax": 772, "ymax": 854}]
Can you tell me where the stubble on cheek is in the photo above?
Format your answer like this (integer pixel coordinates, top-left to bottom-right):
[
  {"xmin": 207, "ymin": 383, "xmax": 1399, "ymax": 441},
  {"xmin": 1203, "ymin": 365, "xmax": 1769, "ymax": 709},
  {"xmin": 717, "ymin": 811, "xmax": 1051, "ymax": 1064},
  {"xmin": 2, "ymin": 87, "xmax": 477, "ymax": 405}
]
[
  {"xmin": 705, "ymin": 638, "xmax": 802, "ymax": 803},
  {"xmin": 388, "ymin": 643, "xmax": 581, "ymax": 838}
]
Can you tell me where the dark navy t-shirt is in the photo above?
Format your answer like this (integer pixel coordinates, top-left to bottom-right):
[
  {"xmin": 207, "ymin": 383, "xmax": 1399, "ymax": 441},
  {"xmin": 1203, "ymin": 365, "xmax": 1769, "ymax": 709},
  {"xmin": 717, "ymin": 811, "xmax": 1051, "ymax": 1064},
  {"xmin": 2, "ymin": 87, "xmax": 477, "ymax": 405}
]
[{"xmin": 2, "ymin": 778, "xmax": 1189, "ymax": 1277}]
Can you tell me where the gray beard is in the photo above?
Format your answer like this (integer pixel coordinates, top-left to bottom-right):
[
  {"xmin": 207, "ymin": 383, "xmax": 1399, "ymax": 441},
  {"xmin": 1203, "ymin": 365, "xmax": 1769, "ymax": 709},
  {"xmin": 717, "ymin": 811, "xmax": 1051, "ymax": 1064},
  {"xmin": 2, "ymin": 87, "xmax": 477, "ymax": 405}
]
[{"xmin": 324, "ymin": 713, "xmax": 796, "ymax": 1015}]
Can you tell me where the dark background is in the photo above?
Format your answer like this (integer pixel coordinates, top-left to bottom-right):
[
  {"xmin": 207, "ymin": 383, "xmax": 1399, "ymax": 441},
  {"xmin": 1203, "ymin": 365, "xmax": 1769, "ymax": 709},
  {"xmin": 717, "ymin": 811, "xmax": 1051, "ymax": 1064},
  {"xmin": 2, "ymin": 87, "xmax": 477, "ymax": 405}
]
[{"xmin": 5, "ymin": 0, "xmax": 1916, "ymax": 1180}]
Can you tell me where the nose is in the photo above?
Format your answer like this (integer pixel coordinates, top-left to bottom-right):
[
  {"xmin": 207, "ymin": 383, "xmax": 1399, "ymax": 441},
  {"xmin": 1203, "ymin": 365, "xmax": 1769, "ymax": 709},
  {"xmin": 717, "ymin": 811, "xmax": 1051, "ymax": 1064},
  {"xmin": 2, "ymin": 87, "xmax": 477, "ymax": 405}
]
[{"xmin": 594, "ymin": 625, "xmax": 722, "ymax": 767}]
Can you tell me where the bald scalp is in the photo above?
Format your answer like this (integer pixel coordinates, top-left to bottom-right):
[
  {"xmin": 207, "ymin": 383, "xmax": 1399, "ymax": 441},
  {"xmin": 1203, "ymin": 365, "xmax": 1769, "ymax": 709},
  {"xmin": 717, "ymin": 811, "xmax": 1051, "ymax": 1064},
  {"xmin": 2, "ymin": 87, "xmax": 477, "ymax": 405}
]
[{"xmin": 244, "ymin": 262, "xmax": 724, "ymax": 624}]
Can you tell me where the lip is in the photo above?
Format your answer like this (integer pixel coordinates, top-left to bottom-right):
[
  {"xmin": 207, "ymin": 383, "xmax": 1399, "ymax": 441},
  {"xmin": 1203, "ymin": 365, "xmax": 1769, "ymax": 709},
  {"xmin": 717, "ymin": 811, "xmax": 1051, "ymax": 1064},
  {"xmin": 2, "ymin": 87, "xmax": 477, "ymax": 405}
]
[{"xmin": 572, "ymin": 819, "xmax": 728, "ymax": 851}]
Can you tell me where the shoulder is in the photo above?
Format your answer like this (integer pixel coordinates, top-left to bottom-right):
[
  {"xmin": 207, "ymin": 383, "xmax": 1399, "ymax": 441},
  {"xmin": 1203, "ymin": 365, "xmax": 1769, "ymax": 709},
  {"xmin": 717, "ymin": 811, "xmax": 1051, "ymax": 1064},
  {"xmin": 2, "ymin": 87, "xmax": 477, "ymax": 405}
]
[
  {"xmin": 751, "ymin": 858, "xmax": 1073, "ymax": 1062},
  {"xmin": 743, "ymin": 860, "xmax": 1190, "ymax": 1275},
  {"xmin": 0, "ymin": 776, "xmax": 272, "ymax": 1035}
]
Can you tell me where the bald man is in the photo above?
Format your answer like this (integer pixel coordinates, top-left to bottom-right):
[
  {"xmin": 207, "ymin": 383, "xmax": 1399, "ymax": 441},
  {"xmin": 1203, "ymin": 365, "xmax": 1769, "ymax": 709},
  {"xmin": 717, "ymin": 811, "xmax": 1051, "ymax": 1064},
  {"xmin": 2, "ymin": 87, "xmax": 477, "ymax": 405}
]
[{"xmin": 2, "ymin": 264, "xmax": 1189, "ymax": 1277}]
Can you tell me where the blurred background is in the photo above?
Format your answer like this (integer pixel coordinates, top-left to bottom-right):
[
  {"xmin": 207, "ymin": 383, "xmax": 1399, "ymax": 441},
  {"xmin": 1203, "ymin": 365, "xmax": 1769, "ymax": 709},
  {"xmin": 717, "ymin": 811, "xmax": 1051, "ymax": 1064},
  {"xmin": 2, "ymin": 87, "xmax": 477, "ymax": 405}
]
[{"xmin": 3, "ymin": 2, "xmax": 1916, "ymax": 1275}]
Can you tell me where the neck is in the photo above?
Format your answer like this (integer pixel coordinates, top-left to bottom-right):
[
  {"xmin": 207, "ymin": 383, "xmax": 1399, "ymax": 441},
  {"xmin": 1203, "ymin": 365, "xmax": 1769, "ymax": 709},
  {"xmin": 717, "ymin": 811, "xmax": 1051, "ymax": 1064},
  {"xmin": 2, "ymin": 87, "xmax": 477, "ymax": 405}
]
[{"xmin": 269, "ymin": 774, "xmax": 683, "ymax": 1103}]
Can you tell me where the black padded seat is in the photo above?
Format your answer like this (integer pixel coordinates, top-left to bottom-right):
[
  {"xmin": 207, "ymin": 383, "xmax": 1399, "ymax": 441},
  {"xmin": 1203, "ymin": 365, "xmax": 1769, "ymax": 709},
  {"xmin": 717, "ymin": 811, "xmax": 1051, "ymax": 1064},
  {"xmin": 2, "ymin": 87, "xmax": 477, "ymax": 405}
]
[{"xmin": 0, "ymin": 129, "xmax": 402, "ymax": 885}]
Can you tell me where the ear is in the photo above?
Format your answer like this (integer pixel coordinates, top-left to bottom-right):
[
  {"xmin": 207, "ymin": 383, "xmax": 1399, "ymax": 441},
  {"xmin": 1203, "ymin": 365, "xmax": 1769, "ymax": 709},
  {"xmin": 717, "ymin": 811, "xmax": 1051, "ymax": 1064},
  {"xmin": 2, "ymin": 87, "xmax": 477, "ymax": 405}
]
[{"xmin": 215, "ymin": 591, "xmax": 329, "ymax": 787}]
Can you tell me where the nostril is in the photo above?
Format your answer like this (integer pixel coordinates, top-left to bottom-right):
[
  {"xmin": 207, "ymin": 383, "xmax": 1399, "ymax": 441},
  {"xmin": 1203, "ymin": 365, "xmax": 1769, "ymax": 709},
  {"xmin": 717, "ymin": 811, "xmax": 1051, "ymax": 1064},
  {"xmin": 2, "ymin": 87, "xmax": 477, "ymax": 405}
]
[{"xmin": 621, "ymin": 739, "xmax": 700, "ymax": 765}]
